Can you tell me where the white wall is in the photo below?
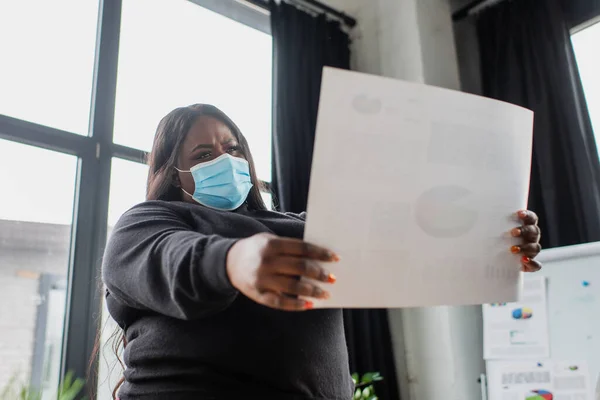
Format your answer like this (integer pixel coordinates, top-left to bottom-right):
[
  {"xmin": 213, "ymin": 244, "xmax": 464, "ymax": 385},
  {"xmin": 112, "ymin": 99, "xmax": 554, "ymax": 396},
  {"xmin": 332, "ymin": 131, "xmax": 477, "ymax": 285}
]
[
  {"xmin": 323, "ymin": 0, "xmax": 459, "ymax": 88},
  {"xmin": 320, "ymin": 1, "xmax": 485, "ymax": 399},
  {"xmin": 449, "ymin": 0, "xmax": 484, "ymax": 95}
]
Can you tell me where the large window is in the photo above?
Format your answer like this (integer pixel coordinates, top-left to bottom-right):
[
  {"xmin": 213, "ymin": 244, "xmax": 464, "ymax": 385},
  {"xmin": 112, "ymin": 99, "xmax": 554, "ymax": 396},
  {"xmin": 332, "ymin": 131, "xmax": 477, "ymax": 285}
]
[
  {"xmin": 114, "ymin": 0, "xmax": 273, "ymax": 183},
  {"xmin": 0, "ymin": 0, "xmax": 99, "ymax": 134},
  {"xmin": 0, "ymin": 140, "xmax": 77, "ymax": 396},
  {"xmin": 0, "ymin": 0, "xmax": 271, "ymax": 396},
  {"xmin": 572, "ymin": 21, "xmax": 600, "ymax": 155}
]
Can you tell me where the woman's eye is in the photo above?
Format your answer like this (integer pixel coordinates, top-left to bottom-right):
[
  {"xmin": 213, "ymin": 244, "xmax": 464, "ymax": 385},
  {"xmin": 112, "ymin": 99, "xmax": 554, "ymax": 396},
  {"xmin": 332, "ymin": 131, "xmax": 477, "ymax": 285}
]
[
  {"xmin": 197, "ymin": 152, "xmax": 211, "ymax": 160},
  {"xmin": 227, "ymin": 146, "xmax": 240, "ymax": 153}
]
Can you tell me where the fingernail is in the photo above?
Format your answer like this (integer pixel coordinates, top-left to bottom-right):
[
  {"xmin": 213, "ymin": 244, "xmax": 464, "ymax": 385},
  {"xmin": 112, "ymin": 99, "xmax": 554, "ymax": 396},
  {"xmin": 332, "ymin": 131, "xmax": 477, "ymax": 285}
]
[
  {"xmin": 522, "ymin": 256, "xmax": 531, "ymax": 264},
  {"xmin": 327, "ymin": 273, "xmax": 337, "ymax": 284},
  {"xmin": 517, "ymin": 210, "xmax": 528, "ymax": 218},
  {"xmin": 511, "ymin": 228, "xmax": 522, "ymax": 237},
  {"xmin": 510, "ymin": 245, "xmax": 521, "ymax": 254},
  {"xmin": 305, "ymin": 301, "xmax": 314, "ymax": 310},
  {"xmin": 328, "ymin": 252, "xmax": 341, "ymax": 262},
  {"xmin": 321, "ymin": 291, "xmax": 331, "ymax": 300}
]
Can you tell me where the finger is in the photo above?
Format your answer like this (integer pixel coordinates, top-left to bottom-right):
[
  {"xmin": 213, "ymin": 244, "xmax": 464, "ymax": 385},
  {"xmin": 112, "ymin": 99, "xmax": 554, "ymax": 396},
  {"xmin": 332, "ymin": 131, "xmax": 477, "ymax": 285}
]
[
  {"xmin": 517, "ymin": 210, "xmax": 539, "ymax": 226},
  {"xmin": 257, "ymin": 291, "xmax": 314, "ymax": 311},
  {"xmin": 267, "ymin": 237, "xmax": 339, "ymax": 262},
  {"xmin": 258, "ymin": 275, "xmax": 330, "ymax": 299},
  {"xmin": 521, "ymin": 257, "xmax": 542, "ymax": 272},
  {"xmin": 267, "ymin": 256, "xmax": 336, "ymax": 283},
  {"xmin": 511, "ymin": 225, "xmax": 541, "ymax": 243},
  {"xmin": 510, "ymin": 243, "xmax": 542, "ymax": 258}
]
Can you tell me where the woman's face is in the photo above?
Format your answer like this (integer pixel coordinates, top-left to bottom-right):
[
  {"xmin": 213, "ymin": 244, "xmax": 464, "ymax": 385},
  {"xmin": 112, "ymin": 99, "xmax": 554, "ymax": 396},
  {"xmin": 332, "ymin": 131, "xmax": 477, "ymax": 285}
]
[{"xmin": 176, "ymin": 116, "xmax": 245, "ymax": 203}]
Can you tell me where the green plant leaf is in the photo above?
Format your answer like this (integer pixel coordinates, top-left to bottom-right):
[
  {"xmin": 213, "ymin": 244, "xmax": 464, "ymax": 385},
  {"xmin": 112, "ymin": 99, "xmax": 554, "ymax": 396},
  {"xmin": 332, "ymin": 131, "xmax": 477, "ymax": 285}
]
[
  {"xmin": 354, "ymin": 388, "xmax": 362, "ymax": 400},
  {"xmin": 58, "ymin": 383, "xmax": 84, "ymax": 400},
  {"xmin": 362, "ymin": 386, "xmax": 372, "ymax": 398},
  {"xmin": 0, "ymin": 374, "xmax": 19, "ymax": 400},
  {"xmin": 57, "ymin": 373, "xmax": 85, "ymax": 400},
  {"xmin": 1, "ymin": 374, "xmax": 42, "ymax": 400},
  {"xmin": 351, "ymin": 373, "xmax": 359, "ymax": 385},
  {"xmin": 361, "ymin": 372, "xmax": 383, "ymax": 384},
  {"xmin": 60, "ymin": 371, "xmax": 74, "ymax": 393}
]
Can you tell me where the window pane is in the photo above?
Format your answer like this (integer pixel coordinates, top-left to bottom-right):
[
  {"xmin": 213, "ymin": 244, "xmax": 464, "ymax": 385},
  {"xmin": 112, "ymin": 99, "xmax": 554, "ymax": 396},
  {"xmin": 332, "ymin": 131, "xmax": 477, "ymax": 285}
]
[
  {"xmin": 0, "ymin": 139, "xmax": 77, "ymax": 397},
  {"xmin": 107, "ymin": 159, "xmax": 149, "ymax": 228},
  {"xmin": 97, "ymin": 158, "xmax": 149, "ymax": 399},
  {"xmin": 572, "ymin": 22, "xmax": 600, "ymax": 156},
  {"xmin": 113, "ymin": 0, "xmax": 273, "ymax": 182},
  {"xmin": 0, "ymin": 0, "xmax": 99, "ymax": 134},
  {"xmin": 261, "ymin": 191, "xmax": 274, "ymax": 211}
]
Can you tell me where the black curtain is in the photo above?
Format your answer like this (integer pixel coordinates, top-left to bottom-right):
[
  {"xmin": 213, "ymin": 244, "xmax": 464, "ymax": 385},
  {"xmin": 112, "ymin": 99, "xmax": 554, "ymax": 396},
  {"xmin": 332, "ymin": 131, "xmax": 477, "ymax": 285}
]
[
  {"xmin": 342, "ymin": 309, "xmax": 399, "ymax": 400},
  {"xmin": 476, "ymin": 0, "xmax": 600, "ymax": 248},
  {"xmin": 270, "ymin": 2, "xmax": 399, "ymax": 399},
  {"xmin": 270, "ymin": 0, "xmax": 349, "ymax": 213}
]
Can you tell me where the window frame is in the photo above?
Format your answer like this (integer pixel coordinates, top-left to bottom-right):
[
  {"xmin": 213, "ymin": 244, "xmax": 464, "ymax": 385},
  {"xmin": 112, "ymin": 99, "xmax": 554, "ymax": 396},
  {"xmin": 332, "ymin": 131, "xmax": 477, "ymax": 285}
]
[
  {"xmin": 189, "ymin": 0, "xmax": 270, "ymax": 34},
  {"xmin": 0, "ymin": 0, "xmax": 272, "ymax": 394},
  {"xmin": 571, "ymin": 14, "xmax": 600, "ymax": 35}
]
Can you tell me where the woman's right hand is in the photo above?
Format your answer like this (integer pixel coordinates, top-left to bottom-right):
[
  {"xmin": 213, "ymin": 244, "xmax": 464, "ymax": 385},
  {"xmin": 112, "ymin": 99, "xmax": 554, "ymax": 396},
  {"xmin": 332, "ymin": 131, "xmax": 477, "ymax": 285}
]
[{"xmin": 226, "ymin": 233, "xmax": 339, "ymax": 311}]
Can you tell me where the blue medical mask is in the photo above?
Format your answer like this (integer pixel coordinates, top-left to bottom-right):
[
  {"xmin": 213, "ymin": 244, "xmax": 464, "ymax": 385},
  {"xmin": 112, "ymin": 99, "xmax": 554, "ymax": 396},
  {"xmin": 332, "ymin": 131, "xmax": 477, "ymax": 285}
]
[{"xmin": 176, "ymin": 153, "xmax": 253, "ymax": 211}]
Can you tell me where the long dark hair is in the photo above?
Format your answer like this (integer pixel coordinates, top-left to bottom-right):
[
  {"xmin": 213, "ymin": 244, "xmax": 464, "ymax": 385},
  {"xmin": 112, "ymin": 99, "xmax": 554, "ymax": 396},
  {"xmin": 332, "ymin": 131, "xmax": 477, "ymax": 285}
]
[
  {"xmin": 146, "ymin": 103, "xmax": 267, "ymax": 209},
  {"xmin": 92, "ymin": 104, "xmax": 268, "ymax": 399}
]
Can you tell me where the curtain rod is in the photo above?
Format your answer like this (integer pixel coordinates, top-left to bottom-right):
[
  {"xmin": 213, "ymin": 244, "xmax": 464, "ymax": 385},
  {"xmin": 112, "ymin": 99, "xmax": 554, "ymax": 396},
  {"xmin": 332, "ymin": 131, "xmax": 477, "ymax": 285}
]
[
  {"xmin": 244, "ymin": 0, "xmax": 357, "ymax": 27},
  {"xmin": 452, "ymin": 0, "xmax": 506, "ymax": 21}
]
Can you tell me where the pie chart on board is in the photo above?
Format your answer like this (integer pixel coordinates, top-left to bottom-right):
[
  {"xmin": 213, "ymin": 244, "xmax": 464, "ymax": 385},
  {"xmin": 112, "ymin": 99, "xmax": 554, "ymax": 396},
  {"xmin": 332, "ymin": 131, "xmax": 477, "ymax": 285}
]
[
  {"xmin": 512, "ymin": 307, "xmax": 533, "ymax": 320},
  {"xmin": 525, "ymin": 390, "xmax": 553, "ymax": 400}
]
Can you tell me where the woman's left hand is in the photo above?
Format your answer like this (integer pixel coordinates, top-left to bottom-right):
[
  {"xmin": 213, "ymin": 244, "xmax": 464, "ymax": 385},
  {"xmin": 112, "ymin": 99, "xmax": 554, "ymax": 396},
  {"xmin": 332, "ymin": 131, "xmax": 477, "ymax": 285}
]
[{"xmin": 510, "ymin": 210, "xmax": 542, "ymax": 272}]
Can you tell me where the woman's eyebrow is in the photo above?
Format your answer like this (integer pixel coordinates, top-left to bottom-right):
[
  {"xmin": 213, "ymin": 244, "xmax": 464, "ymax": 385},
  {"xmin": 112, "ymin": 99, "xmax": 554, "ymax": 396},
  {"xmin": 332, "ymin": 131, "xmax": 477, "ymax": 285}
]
[{"xmin": 189, "ymin": 143, "xmax": 213, "ymax": 154}]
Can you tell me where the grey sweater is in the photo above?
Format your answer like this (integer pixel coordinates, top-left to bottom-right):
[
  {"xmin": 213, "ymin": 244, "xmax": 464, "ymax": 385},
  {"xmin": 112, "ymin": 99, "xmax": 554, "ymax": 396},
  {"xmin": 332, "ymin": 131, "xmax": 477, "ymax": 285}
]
[{"xmin": 102, "ymin": 200, "xmax": 353, "ymax": 400}]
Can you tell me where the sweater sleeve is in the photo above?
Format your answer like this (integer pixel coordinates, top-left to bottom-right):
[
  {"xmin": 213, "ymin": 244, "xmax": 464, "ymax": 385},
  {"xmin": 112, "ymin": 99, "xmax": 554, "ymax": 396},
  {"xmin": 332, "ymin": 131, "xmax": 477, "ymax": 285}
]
[
  {"xmin": 284, "ymin": 211, "xmax": 307, "ymax": 221},
  {"xmin": 102, "ymin": 202, "xmax": 239, "ymax": 320}
]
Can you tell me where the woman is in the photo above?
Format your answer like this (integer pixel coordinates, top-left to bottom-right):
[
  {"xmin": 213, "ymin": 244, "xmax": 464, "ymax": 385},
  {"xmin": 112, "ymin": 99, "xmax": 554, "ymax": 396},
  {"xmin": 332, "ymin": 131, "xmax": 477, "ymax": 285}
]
[{"xmin": 102, "ymin": 104, "xmax": 542, "ymax": 399}]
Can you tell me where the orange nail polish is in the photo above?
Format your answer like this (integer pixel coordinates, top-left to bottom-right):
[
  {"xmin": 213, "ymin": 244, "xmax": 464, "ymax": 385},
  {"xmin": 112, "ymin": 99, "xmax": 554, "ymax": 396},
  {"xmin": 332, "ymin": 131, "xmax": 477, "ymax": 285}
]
[
  {"xmin": 518, "ymin": 210, "xmax": 528, "ymax": 218},
  {"xmin": 327, "ymin": 273, "xmax": 337, "ymax": 284},
  {"xmin": 305, "ymin": 301, "xmax": 314, "ymax": 310},
  {"xmin": 511, "ymin": 245, "xmax": 521, "ymax": 254},
  {"xmin": 522, "ymin": 256, "xmax": 531, "ymax": 264},
  {"xmin": 511, "ymin": 228, "xmax": 522, "ymax": 237}
]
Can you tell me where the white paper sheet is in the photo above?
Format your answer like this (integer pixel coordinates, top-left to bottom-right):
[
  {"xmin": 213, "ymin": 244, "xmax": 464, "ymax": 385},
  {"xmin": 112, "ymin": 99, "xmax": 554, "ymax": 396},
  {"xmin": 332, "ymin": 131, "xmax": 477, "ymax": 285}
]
[
  {"xmin": 484, "ymin": 276, "xmax": 550, "ymax": 360},
  {"xmin": 486, "ymin": 360, "xmax": 593, "ymax": 400},
  {"xmin": 304, "ymin": 67, "xmax": 534, "ymax": 308}
]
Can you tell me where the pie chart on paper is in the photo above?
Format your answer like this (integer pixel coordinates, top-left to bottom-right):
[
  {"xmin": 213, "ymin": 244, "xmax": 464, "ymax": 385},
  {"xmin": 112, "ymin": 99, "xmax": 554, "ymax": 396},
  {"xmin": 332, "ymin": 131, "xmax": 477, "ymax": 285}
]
[
  {"xmin": 414, "ymin": 185, "xmax": 478, "ymax": 238},
  {"xmin": 525, "ymin": 390, "xmax": 553, "ymax": 400}
]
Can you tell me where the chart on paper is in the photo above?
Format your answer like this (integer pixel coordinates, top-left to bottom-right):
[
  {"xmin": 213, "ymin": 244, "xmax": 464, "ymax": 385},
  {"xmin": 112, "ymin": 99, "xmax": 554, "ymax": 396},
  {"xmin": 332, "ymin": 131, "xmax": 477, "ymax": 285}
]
[
  {"xmin": 483, "ymin": 276, "xmax": 550, "ymax": 360},
  {"xmin": 486, "ymin": 360, "xmax": 593, "ymax": 400},
  {"xmin": 304, "ymin": 67, "xmax": 534, "ymax": 308}
]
